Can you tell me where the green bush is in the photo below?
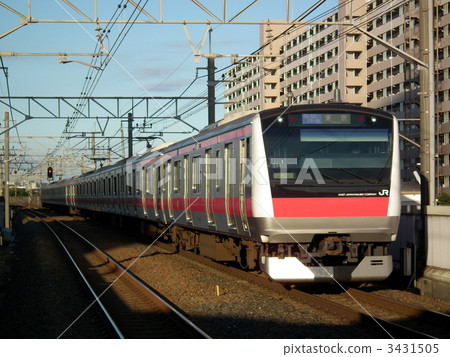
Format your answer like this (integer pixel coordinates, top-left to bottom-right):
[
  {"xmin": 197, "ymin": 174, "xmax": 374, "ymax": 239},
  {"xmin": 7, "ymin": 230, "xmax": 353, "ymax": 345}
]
[
  {"xmin": 437, "ymin": 193, "xmax": 450, "ymax": 206},
  {"xmin": 8, "ymin": 188, "xmax": 30, "ymax": 197}
]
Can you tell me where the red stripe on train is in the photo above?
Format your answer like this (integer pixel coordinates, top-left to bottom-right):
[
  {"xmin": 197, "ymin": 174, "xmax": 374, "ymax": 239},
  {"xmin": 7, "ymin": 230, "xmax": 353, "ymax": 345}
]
[
  {"xmin": 142, "ymin": 197, "xmax": 253, "ymax": 217},
  {"xmin": 272, "ymin": 197, "xmax": 389, "ymax": 217}
]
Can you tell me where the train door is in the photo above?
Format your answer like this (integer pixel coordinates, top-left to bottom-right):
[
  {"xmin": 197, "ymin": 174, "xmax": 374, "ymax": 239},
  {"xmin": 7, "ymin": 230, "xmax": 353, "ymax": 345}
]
[
  {"xmin": 239, "ymin": 138, "xmax": 249, "ymax": 232},
  {"xmin": 205, "ymin": 149, "xmax": 215, "ymax": 226},
  {"xmin": 119, "ymin": 174, "xmax": 124, "ymax": 213},
  {"xmin": 115, "ymin": 174, "xmax": 119, "ymax": 213},
  {"xmin": 107, "ymin": 176, "xmax": 112, "ymax": 211},
  {"xmin": 132, "ymin": 169, "xmax": 137, "ymax": 215},
  {"xmin": 142, "ymin": 167, "xmax": 148, "ymax": 216},
  {"xmin": 224, "ymin": 142, "xmax": 236, "ymax": 228},
  {"xmin": 167, "ymin": 161, "xmax": 174, "ymax": 220},
  {"xmin": 65, "ymin": 185, "xmax": 69, "ymax": 205},
  {"xmin": 184, "ymin": 155, "xmax": 192, "ymax": 222},
  {"xmin": 153, "ymin": 165, "xmax": 159, "ymax": 218},
  {"xmin": 160, "ymin": 163, "xmax": 167, "ymax": 224}
]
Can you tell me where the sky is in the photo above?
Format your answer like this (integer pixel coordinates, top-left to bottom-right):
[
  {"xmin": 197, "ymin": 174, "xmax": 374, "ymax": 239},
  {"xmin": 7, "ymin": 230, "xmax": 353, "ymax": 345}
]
[{"xmin": 0, "ymin": 0, "xmax": 338, "ymax": 183}]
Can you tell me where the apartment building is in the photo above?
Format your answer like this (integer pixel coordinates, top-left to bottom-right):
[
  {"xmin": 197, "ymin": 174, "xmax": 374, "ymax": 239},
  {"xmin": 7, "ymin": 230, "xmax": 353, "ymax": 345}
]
[{"xmin": 224, "ymin": 0, "xmax": 450, "ymax": 195}]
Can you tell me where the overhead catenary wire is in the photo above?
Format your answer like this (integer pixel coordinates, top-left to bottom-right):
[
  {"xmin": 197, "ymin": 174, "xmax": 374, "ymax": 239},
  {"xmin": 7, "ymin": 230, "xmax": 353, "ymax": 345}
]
[
  {"xmin": 51, "ymin": 0, "xmax": 150, "ymax": 156},
  {"xmin": 45, "ymin": 0, "xmax": 407, "ymax": 177}
]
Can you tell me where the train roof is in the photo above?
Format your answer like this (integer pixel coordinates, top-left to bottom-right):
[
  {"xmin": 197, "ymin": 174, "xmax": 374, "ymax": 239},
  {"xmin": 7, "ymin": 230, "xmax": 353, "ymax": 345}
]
[
  {"xmin": 135, "ymin": 109, "xmax": 258, "ymax": 162},
  {"xmin": 257, "ymin": 103, "xmax": 394, "ymax": 121},
  {"xmin": 46, "ymin": 104, "xmax": 395, "ymax": 185}
]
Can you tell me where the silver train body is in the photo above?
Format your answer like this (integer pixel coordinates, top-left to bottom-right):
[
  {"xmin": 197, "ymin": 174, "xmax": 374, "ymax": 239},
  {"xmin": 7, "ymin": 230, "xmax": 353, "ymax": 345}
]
[{"xmin": 42, "ymin": 104, "xmax": 401, "ymax": 282}]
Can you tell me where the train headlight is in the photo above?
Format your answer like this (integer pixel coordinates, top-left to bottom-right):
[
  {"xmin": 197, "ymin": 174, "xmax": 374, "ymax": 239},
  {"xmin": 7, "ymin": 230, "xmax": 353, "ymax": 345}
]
[{"xmin": 260, "ymin": 235, "xmax": 269, "ymax": 243}]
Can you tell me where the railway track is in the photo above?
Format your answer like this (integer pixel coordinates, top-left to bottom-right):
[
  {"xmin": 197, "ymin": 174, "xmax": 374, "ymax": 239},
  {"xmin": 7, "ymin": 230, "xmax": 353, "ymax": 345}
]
[
  {"xmin": 330, "ymin": 288, "xmax": 450, "ymax": 339},
  {"xmin": 28, "ymin": 208, "xmax": 449, "ymax": 338},
  {"xmin": 27, "ymin": 209, "xmax": 209, "ymax": 339},
  {"xmin": 153, "ymin": 242, "xmax": 448, "ymax": 339}
]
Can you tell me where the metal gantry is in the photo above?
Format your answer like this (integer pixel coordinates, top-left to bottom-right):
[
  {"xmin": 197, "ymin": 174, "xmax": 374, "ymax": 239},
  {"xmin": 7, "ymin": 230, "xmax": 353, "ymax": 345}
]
[
  {"xmin": 0, "ymin": 96, "xmax": 206, "ymax": 123},
  {"xmin": 0, "ymin": 0, "xmax": 334, "ymax": 37},
  {"xmin": 0, "ymin": 0, "xmax": 439, "ymax": 204}
]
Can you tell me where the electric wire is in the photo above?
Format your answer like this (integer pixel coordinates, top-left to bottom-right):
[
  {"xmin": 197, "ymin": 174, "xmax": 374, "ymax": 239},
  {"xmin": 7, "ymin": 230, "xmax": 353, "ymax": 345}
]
[{"xmin": 47, "ymin": 0, "xmax": 407, "ymax": 177}]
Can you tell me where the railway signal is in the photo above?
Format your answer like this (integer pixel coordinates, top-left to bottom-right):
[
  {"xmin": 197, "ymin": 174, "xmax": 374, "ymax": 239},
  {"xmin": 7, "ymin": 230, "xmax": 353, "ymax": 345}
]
[{"xmin": 47, "ymin": 166, "xmax": 53, "ymax": 179}]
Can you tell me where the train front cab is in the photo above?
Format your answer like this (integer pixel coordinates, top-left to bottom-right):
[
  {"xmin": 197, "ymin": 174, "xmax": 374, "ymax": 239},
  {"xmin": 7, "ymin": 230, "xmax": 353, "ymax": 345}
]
[{"xmin": 250, "ymin": 105, "xmax": 401, "ymax": 283}]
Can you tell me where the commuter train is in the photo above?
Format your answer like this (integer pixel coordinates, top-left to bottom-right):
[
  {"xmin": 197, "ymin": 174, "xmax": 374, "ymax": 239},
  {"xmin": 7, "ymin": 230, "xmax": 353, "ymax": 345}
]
[{"xmin": 41, "ymin": 104, "xmax": 401, "ymax": 282}]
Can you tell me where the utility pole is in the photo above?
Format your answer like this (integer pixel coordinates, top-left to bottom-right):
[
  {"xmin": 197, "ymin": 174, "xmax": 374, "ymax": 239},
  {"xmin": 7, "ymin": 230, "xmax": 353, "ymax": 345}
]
[
  {"xmin": 207, "ymin": 27, "xmax": 216, "ymax": 125},
  {"xmin": 419, "ymin": 0, "xmax": 436, "ymax": 206},
  {"xmin": 92, "ymin": 132, "xmax": 96, "ymax": 169},
  {"xmin": 59, "ymin": 156, "xmax": 63, "ymax": 180},
  {"xmin": 121, "ymin": 124, "xmax": 125, "ymax": 159},
  {"xmin": 4, "ymin": 112, "xmax": 10, "ymax": 230},
  {"xmin": 128, "ymin": 112, "xmax": 133, "ymax": 158},
  {"xmin": 207, "ymin": 56, "xmax": 216, "ymax": 125}
]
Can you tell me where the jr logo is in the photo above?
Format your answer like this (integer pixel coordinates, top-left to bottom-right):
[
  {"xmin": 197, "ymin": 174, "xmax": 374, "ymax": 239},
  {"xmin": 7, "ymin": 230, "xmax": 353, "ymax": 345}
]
[{"xmin": 378, "ymin": 189, "xmax": 389, "ymax": 196}]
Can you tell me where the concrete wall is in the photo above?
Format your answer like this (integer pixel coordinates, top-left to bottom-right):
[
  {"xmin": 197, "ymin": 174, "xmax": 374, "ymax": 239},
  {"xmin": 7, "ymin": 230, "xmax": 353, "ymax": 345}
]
[
  {"xmin": 417, "ymin": 206, "xmax": 450, "ymax": 302},
  {"xmin": 426, "ymin": 206, "xmax": 450, "ymax": 270},
  {"xmin": 9, "ymin": 196, "xmax": 41, "ymax": 208}
]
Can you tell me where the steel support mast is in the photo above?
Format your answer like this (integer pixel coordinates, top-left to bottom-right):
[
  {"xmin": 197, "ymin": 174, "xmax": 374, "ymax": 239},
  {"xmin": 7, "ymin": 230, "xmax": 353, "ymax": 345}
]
[{"xmin": 419, "ymin": 0, "xmax": 436, "ymax": 205}]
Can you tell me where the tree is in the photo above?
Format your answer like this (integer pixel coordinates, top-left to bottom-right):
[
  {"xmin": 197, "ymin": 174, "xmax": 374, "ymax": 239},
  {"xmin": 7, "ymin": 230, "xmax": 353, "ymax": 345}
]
[{"xmin": 437, "ymin": 193, "xmax": 450, "ymax": 206}]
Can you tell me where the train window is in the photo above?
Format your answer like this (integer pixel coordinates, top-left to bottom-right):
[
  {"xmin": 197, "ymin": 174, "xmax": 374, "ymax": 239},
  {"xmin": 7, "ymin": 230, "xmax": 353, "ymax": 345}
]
[
  {"xmin": 127, "ymin": 174, "xmax": 132, "ymax": 195},
  {"xmin": 135, "ymin": 169, "xmax": 141, "ymax": 196},
  {"xmin": 161, "ymin": 164, "xmax": 166, "ymax": 194},
  {"xmin": 192, "ymin": 156, "xmax": 201, "ymax": 193},
  {"xmin": 149, "ymin": 167, "xmax": 153, "ymax": 196},
  {"xmin": 174, "ymin": 160, "xmax": 181, "ymax": 193},
  {"xmin": 132, "ymin": 170, "xmax": 137, "ymax": 196},
  {"xmin": 114, "ymin": 176, "xmax": 117, "ymax": 196},
  {"xmin": 156, "ymin": 166, "xmax": 161, "ymax": 194},
  {"xmin": 262, "ymin": 111, "xmax": 393, "ymax": 186}
]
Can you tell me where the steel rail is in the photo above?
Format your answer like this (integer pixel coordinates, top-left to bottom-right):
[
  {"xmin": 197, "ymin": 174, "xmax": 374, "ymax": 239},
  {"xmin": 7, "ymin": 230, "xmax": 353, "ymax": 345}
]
[
  {"xmin": 346, "ymin": 288, "xmax": 450, "ymax": 339},
  {"xmin": 26, "ymin": 209, "xmax": 124, "ymax": 338},
  {"xmin": 31, "ymin": 209, "xmax": 210, "ymax": 339},
  {"xmin": 154, "ymin": 242, "xmax": 435, "ymax": 339}
]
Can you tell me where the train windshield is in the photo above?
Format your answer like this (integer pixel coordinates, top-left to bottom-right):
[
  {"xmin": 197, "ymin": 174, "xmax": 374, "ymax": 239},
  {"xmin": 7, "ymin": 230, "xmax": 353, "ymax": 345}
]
[{"xmin": 261, "ymin": 111, "xmax": 393, "ymax": 193}]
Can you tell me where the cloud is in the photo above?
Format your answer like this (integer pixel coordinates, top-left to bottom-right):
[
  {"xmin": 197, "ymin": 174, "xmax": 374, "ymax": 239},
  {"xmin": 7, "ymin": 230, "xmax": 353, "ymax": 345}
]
[
  {"xmin": 136, "ymin": 65, "xmax": 175, "ymax": 78},
  {"xmin": 147, "ymin": 78, "xmax": 194, "ymax": 93}
]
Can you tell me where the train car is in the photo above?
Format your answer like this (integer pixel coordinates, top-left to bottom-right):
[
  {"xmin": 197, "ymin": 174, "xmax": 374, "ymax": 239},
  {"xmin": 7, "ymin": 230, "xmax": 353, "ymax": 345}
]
[{"xmin": 42, "ymin": 104, "xmax": 400, "ymax": 283}]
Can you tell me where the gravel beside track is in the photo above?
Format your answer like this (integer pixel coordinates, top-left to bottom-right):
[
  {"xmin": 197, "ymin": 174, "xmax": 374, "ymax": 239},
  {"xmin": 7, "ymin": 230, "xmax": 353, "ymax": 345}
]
[
  {"xmin": 372, "ymin": 289, "xmax": 450, "ymax": 314},
  {"xmin": 0, "ymin": 209, "xmax": 111, "ymax": 338},
  {"xmin": 59, "ymin": 214, "xmax": 408, "ymax": 338},
  {"xmin": 3, "ymin": 208, "xmax": 450, "ymax": 339}
]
